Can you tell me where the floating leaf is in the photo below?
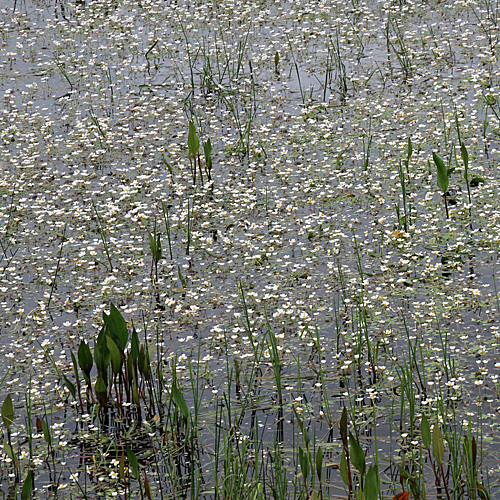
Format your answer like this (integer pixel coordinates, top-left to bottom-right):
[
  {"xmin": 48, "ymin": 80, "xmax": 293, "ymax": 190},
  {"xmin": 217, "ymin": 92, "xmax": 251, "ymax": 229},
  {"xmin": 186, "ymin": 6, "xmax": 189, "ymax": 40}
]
[
  {"xmin": 2, "ymin": 394, "xmax": 14, "ymax": 430},
  {"xmin": 470, "ymin": 176, "xmax": 485, "ymax": 187}
]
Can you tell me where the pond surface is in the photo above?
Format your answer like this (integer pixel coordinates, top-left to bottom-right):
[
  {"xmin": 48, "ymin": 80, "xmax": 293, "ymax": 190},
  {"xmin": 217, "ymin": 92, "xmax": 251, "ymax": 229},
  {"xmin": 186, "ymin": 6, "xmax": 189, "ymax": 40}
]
[{"xmin": 1, "ymin": 0, "xmax": 500, "ymax": 498}]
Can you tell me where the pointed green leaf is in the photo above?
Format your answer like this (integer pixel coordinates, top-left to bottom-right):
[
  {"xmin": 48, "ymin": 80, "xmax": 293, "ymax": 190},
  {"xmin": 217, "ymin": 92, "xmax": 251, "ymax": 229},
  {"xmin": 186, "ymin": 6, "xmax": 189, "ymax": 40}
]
[
  {"xmin": 349, "ymin": 432, "xmax": 365, "ymax": 476},
  {"xmin": 432, "ymin": 424, "xmax": 444, "ymax": 465},
  {"xmin": 131, "ymin": 326, "xmax": 140, "ymax": 363},
  {"xmin": 21, "ymin": 470, "xmax": 33, "ymax": 500},
  {"xmin": 433, "ymin": 152, "xmax": 449, "ymax": 194},
  {"xmin": 126, "ymin": 446, "xmax": 140, "ymax": 481},
  {"xmin": 315, "ymin": 446, "xmax": 323, "ymax": 481},
  {"xmin": 71, "ymin": 350, "xmax": 81, "ymax": 388},
  {"xmin": 40, "ymin": 418, "xmax": 52, "ymax": 446},
  {"xmin": 2, "ymin": 394, "xmax": 14, "ymax": 430},
  {"xmin": 103, "ymin": 304, "xmax": 129, "ymax": 353},
  {"xmin": 63, "ymin": 374, "xmax": 76, "ymax": 398},
  {"xmin": 365, "ymin": 464, "xmax": 380, "ymax": 500},
  {"xmin": 95, "ymin": 376, "xmax": 108, "ymax": 408},
  {"xmin": 171, "ymin": 384, "xmax": 189, "ymax": 420},
  {"xmin": 340, "ymin": 449, "xmax": 349, "ymax": 485},
  {"xmin": 461, "ymin": 142, "xmax": 469, "ymax": 177},
  {"xmin": 407, "ymin": 137, "xmax": 412, "ymax": 159},
  {"xmin": 299, "ymin": 446, "xmax": 309, "ymax": 480},
  {"xmin": 340, "ymin": 407, "xmax": 348, "ymax": 449},
  {"xmin": 78, "ymin": 340, "xmax": 93, "ymax": 384},
  {"xmin": 94, "ymin": 326, "xmax": 110, "ymax": 381},
  {"xmin": 188, "ymin": 121, "xmax": 199, "ymax": 157},
  {"xmin": 421, "ymin": 414, "xmax": 431, "ymax": 450},
  {"xmin": 107, "ymin": 335, "xmax": 122, "ymax": 375}
]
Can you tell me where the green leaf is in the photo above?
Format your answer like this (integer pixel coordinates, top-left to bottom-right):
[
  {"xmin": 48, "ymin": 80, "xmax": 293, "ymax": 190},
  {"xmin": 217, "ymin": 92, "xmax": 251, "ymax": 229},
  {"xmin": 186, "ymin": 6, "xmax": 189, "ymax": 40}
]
[
  {"xmin": 103, "ymin": 304, "xmax": 129, "ymax": 353},
  {"xmin": 470, "ymin": 176, "xmax": 485, "ymax": 187},
  {"xmin": 203, "ymin": 139, "xmax": 212, "ymax": 164},
  {"xmin": 21, "ymin": 470, "xmax": 33, "ymax": 500},
  {"xmin": 3, "ymin": 439, "xmax": 15, "ymax": 461},
  {"xmin": 40, "ymin": 418, "xmax": 52, "ymax": 446},
  {"xmin": 315, "ymin": 446, "xmax": 323, "ymax": 481},
  {"xmin": 94, "ymin": 326, "xmax": 110, "ymax": 381},
  {"xmin": 188, "ymin": 121, "xmax": 199, "ymax": 157},
  {"xmin": 171, "ymin": 385, "xmax": 189, "ymax": 420},
  {"xmin": 477, "ymin": 482, "xmax": 491, "ymax": 500},
  {"xmin": 95, "ymin": 376, "xmax": 108, "ymax": 408},
  {"xmin": 421, "ymin": 413, "xmax": 431, "ymax": 450},
  {"xmin": 340, "ymin": 407, "xmax": 348, "ymax": 449},
  {"xmin": 78, "ymin": 340, "xmax": 93, "ymax": 384},
  {"xmin": 340, "ymin": 449, "xmax": 349, "ymax": 485},
  {"xmin": 2, "ymin": 394, "xmax": 14, "ymax": 430},
  {"xmin": 107, "ymin": 335, "xmax": 122, "ymax": 375},
  {"xmin": 365, "ymin": 464, "xmax": 379, "ymax": 500},
  {"xmin": 433, "ymin": 152, "xmax": 449, "ymax": 194},
  {"xmin": 131, "ymin": 326, "xmax": 140, "ymax": 363},
  {"xmin": 299, "ymin": 446, "xmax": 309, "ymax": 480},
  {"xmin": 349, "ymin": 432, "xmax": 366, "ymax": 476},
  {"xmin": 63, "ymin": 374, "xmax": 76, "ymax": 398},
  {"xmin": 461, "ymin": 142, "xmax": 469, "ymax": 177},
  {"xmin": 432, "ymin": 423, "xmax": 444, "ymax": 465},
  {"xmin": 126, "ymin": 446, "xmax": 140, "ymax": 481},
  {"xmin": 407, "ymin": 137, "xmax": 413, "ymax": 159},
  {"xmin": 71, "ymin": 350, "xmax": 81, "ymax": 389}
]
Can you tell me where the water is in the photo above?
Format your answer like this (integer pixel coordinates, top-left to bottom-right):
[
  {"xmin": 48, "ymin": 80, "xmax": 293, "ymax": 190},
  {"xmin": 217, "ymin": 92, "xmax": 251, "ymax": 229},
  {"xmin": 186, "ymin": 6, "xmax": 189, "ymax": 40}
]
[{"xmin": 1, "ymin": 0, "xmax": 500, "ymax": 498}]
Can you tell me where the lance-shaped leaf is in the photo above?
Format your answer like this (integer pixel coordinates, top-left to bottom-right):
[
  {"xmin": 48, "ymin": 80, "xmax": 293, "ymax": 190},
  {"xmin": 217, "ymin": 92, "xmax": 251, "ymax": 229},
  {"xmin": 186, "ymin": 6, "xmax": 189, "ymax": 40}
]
[
  {"xmin": 2, "ymin": 394, "xmax": 14, "ymax": 430},
  {"xmin": 315, "ymin": 446, "xmax": 323, "ymax": 481},
  {"xmin": 421, "ymin": 413, "xmax": 431, "ymax": 450},
  {"xmin": 340, "ymin": 449, "xmax": 349, "ymax": 486},
  {"xmin": 78, "ymin": 340, "xmax": 93, "ymax": 385},
  {"xmin": 365, "ymin": 464, "xmax": 380, "ymax": 500},
  {"xmin": 188, "ymin": 121, "xmax": 199, "ymax": 157},
  {"xmin": 433, "ymin": 152, "xmax": 449, "ymax": 194},
  {"xmin": 127, "ymin": 446, "xmax": 140, "ymax": 481},
  {"xmin": 349, "ymin": 432, "xmax": 365, "ymax": 476},
  {"xmin": 21, "ymin": 470, "xmax": 33, "ymax": 500},
  {"xmin": 432, "ymin": 423, "xmax": 444, "ymax": 465},
  {"xmin": 103, "ymin": 304, "xmax": 129, "ymax": 353},
  {"xmin": 171, "ymin": 384, "xmax": 189, "ymax": 420}
]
